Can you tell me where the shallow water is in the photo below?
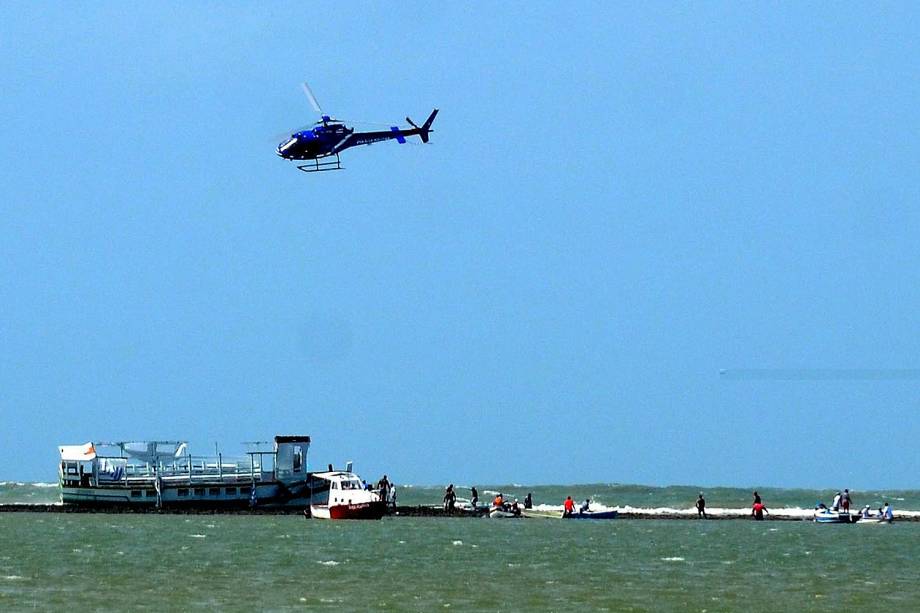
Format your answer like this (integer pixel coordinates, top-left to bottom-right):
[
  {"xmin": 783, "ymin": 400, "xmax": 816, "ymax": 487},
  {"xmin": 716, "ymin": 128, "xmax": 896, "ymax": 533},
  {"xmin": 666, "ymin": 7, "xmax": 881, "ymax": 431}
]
[{"xmin": 1, "ymin": 513, "xmax": 917, "ymax": 611}]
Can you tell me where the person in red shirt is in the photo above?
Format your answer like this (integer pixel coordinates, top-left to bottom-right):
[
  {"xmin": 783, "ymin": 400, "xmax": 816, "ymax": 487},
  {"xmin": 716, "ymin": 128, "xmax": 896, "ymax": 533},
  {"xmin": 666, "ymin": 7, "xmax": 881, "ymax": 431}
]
[
  {"xmin": 752, "ymin": 501, "xmax": 768, "ymax": 520},
  {"xmin": 562, "ymin": 496, "xmax": 575, "ymax": 518}
]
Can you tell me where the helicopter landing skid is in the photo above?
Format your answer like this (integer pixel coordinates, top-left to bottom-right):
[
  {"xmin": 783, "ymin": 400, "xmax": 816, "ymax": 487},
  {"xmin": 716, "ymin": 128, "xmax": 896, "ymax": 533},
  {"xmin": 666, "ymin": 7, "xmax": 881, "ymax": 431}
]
[{"xmin": 297, "ymin": 155, "xmax": 343, "ymax": 173}]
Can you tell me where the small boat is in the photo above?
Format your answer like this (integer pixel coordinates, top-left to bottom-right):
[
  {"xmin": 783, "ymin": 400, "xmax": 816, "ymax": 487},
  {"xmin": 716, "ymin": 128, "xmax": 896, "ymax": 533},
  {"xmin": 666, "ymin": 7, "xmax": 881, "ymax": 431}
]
[
  {"xmin": 488, "ymin": 505, "xmax": 522, "ymax": 518},
  {"xmin": 522, "ymin": 508, "xmax": 563, "ymax": 519},
  {"xmin": 565, "ymin": 509, "xmax": 619, "ymax": 520},
  {"xmin": 814, "ymin": 509, "xmax": 859, "ymax": 524},
  {"xmin": 309, "ymin": 471, "xmax": 386, "ymax": 520},
  {"xmin": 856, "ymin": 512, "xmax": 893, "ymax": 525}
]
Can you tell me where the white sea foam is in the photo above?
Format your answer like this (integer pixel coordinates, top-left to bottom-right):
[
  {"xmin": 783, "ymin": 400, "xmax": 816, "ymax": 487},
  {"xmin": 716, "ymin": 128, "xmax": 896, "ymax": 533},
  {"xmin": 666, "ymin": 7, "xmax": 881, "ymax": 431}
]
[
  {"xmin": 318, "ymin": 560, "xmax": 340, "ymax": 566},
  {"xmin": 532, "ymin": 503, "xmax": 920, "ymax": 519},
  {"xmin": 189, "ymin": 534, "xmax": 206, "ymax": 538},
  {"xmin": 4, "ymin": 575, "xmax": 25, "ymax": 580},
  {"xmin": 661, "ymin": 557, "xmax": 685, "ymax": 562},
  {"xmin": 452, "ymin": 540, "xmax": 463, "ymax": 546},
  {"xmin": 0, "ymin": 481, "xmax": 58, "ymax": 488}
]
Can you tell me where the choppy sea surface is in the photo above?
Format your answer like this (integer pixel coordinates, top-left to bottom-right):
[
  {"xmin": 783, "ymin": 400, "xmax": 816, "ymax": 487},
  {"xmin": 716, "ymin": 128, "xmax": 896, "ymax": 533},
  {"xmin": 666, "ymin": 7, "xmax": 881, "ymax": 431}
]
[{"xmin": 2, "ymin": 482, "xmax": 919, "ymax": 610}]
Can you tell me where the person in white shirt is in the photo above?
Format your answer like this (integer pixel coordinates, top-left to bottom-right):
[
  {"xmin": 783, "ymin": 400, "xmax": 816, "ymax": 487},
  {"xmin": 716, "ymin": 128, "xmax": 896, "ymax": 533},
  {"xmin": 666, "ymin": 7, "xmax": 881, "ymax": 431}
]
[{"xmin": 831, "ymin": 492, "xmax": 842, "ymax": 511}]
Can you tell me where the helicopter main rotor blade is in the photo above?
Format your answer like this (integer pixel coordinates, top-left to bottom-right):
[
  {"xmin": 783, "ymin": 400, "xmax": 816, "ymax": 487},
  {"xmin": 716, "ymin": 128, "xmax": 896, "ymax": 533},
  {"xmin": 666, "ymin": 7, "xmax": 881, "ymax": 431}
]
[{"xmin": 301, "ymin": 82, "xmax": 323, "ymax": 115}]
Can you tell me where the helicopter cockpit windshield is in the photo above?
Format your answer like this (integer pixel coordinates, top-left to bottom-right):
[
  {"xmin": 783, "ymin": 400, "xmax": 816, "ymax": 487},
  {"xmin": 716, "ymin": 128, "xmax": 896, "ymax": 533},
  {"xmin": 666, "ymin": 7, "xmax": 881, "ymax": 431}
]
[{"xmin": 278, "ymin": 137, "xmax": 299, "ymax": 155}]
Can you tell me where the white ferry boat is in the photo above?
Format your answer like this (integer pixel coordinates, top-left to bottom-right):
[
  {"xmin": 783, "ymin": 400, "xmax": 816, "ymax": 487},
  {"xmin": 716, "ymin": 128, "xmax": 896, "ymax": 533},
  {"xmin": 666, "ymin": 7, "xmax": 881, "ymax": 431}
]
[
  {"xmin": 58, "ymin": 435, "xmax": 330, "ymax": 509},
  {"xmin": 308, "ymin": 471, "xmax": 386, "ymax": 519}
]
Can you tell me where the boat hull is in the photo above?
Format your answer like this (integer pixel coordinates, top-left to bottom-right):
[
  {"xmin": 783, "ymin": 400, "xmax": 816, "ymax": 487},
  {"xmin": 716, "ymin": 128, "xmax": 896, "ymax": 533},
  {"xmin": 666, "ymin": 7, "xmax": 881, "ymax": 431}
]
[
  {"xmin": 310, "ymin": 500, "xmax": 386, "ymax": 520},
  {"xmin": 565, "ymin": 510, "xmax": 619, "ymax": 520},
  {"xmin": 489, "ymin": 508, "xmax": 522, "ymax": 518},
  {"xmin": 856, "ymin": 517, "xmax": 892, "ymax": 524},
  {"xmin": 814, "ymin": 511, "xmax": 859, "ymax": 524},
  {"xmin": 60, "ymin": 478, "xmax": 328, "ymax": 509}
]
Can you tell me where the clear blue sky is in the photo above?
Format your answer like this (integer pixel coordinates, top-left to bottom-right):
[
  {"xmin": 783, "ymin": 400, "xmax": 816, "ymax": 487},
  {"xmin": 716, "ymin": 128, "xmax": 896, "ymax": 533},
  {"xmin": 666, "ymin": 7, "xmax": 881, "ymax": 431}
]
[{"xmin": 2, "ymin": 3, "xmax": 918, "ymax": 488}]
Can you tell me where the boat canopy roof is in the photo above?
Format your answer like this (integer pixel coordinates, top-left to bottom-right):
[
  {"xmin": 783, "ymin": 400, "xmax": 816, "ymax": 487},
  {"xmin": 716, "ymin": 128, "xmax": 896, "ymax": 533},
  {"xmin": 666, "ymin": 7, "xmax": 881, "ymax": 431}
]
[
  {"xmin": 312, "ymin": 471, "xmax": 359, "ymax": 481},
  {"xmin": 59, "ymin": 443, "xmax": 96, "ymax": 461},
  {"xmin": 59, "ymin": 441, "xmax": 188, "ymax": 462}
]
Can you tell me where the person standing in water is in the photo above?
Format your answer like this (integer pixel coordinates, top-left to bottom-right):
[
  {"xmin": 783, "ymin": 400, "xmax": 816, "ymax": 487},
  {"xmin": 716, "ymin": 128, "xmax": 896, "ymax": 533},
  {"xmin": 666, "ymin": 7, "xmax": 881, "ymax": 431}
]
[
  {"xmin": 377, "ymin": 475, "xmax": 390, "ymax": 506},
  {"xmin": 882, "ymin": 502, "xmax": 893, "ymax": 521},
  {"xmin": 524, "ymin": 493, "xmax": 533, "ymax": 509},
  {"xmin": 563, "ymin": 496, "xmax": 575, "ymax": 518},
  {"xmin": 696, "ymin": 493, "xmax": 707, "ymax": 519},
  {"xmin": 470, "ymin": 486, "xmax": 478, "ymax": 509},
  {"xmin": 752, "ymin": 499, "xmax": 768, "ymax": 520},
  {"xmin": 443, "ymin": 484, "xmax": 456, "ymax": 514},
  {"xmin": 753, "ymin": 491, "xmax": 762, "ymax": 505}
]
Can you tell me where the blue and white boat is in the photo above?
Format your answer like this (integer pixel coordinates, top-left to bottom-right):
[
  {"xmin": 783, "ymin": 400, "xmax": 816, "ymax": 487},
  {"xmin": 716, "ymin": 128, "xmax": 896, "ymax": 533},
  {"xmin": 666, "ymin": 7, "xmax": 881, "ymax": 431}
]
[
  {"xmin": 814, "ymin": 509, "xmax": 859, "ymax": 524},
  {"xmin": 565, "ymin": 509, "xmax": 619, "ymax": 520}
]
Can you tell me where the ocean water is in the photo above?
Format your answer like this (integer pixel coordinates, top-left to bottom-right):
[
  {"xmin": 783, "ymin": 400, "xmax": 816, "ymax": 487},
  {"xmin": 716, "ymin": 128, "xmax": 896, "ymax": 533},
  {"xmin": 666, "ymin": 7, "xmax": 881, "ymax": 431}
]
[
  {"xmin": 1, "ymin": 483, "xmax": 919, "ymax": 610},
  {"xmin": 1, "ymin": 512, "xmax": 918, "ymax": 611}
]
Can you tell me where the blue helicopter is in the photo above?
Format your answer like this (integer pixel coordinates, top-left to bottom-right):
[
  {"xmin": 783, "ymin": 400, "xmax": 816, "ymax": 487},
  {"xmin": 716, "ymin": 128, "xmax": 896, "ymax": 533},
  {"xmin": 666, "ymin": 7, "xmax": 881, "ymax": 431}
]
[{"xmin": 277, "ymin": 83, "xmax": 438, "ymax": 173}]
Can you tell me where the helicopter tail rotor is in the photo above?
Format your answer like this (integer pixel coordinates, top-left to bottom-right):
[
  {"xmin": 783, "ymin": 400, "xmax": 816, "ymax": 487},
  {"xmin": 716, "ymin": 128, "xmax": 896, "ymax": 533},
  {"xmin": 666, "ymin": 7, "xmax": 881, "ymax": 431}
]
[{"xmin": 406, "ymin": 109, "xmax": 438, "ymax": 143}]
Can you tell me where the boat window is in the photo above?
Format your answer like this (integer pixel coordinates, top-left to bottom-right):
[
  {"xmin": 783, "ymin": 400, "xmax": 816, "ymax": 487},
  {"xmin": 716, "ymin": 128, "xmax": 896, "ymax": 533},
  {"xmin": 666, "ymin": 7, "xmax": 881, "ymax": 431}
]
[
  {"xmin": 240, "ymin": 486, "xmax": 251, "ymax": 495},
  {"xmin": 146, "ymin": 491, "xmax": 156, "ymax": 497},
  {"xmin": 225, "ymin": 487, "xmax": 237, "ymax": 495},
  {"xmin": 194, "ymin": 488, "xmax": 205, "ymax": 496},
  {"xmin": 131, "ymin": 490, "xmax": 142, "ymax": 497},
  {"xmin": 293, "ymin": 445, "xmax": 303, "ymax": 472},
  {"xmin": 209, "ymin": 488, "xmax": 220, "ymax": 496},
  {"xmin": 178, "ymin": 488, "xmax": 189, "ymax": 497},
  {"xmin": 331, "ymin": 482, "xmax": 337, "ymax": 490}
]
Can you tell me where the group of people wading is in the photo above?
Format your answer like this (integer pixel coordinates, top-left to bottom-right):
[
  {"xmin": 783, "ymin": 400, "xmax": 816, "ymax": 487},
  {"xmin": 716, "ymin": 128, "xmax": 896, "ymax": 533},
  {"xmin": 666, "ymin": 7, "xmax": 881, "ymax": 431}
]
[
  {"xmin": 694, "ymin": 490, "xmax": 769, "ymax": 519},
  {"xmin": 442, "ymin": 485, "xmax": 537, "ymax": 515}
]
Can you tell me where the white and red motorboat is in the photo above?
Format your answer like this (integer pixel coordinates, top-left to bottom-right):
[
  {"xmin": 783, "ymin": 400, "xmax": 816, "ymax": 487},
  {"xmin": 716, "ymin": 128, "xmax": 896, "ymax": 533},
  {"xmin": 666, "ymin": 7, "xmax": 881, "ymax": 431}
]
[{"xmin": 308, "ymin": 470, "xmax": 386, "ymax": 520}]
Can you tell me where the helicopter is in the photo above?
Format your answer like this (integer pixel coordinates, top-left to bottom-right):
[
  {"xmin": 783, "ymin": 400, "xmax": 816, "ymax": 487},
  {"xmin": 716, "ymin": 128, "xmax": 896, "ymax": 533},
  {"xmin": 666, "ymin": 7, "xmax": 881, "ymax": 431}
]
[{"xmin": 276, "ymin": 83, "xmax": 438, "ymax": 173}]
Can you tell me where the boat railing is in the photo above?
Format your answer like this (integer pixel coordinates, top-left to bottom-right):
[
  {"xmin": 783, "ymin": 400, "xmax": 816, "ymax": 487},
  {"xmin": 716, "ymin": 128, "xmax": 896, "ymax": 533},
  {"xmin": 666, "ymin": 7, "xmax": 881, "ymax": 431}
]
[{"xmin": 95, "ymin": 453, "xmax": 276, "ymax": 485}]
